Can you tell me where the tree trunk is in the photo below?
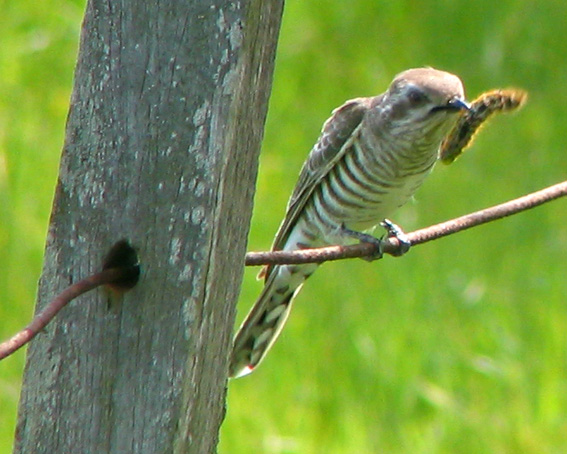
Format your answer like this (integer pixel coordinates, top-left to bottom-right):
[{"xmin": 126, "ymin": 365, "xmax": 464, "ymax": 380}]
[{"xmin": 13, "ymin": 0, "xmax": 283, "ymax": 452}]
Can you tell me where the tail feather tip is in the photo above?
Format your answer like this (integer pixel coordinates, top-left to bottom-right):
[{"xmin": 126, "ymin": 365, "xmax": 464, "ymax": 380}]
[{"xmin": 230, "ymin": 363, "xmax": 255, "ymax": 379}]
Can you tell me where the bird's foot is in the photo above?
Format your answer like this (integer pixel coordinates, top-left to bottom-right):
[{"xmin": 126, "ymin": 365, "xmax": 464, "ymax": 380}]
[
  {"xmin": 339, "ymin": 220, "xmax": 411, "ymax": 262},
  {"xmin": 339, "ymin": 223, "xmax": 384, "ymax": 262},
  {"xmin": 380, "ymin": 219, "xmax": 411, "ymax": 257}
]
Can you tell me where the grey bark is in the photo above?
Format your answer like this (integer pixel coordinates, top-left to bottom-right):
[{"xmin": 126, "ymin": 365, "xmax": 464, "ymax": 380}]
[{"xmin": 13, "ymin": 0, "xmax": 283, "ymax": 453}]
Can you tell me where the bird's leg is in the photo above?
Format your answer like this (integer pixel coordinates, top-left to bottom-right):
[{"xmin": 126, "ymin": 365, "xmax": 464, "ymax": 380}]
[
  {"xmin": 339, "ymin": 223, "xmax": 384, "ymax": 261},
  {"xmin": 339, "ymin": 219, "xmax": 411, "ymax": 261}
]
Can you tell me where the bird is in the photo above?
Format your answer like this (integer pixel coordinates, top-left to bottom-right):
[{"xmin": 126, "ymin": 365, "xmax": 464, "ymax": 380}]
[{"xmin": 230, "ymin": 67, "xmax": 469, "ymax": 378}]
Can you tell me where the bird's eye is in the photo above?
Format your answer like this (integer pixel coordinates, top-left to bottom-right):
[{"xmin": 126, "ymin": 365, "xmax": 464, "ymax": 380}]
[{"xmin": 408, "ymin": 89, "xmax": 427, "ymax": 106}]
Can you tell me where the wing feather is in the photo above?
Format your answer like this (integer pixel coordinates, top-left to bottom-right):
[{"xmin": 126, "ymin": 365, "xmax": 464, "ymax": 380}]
[{"xmin": 258, "ymin": 97, "xmax": 375, "ymax": 280}]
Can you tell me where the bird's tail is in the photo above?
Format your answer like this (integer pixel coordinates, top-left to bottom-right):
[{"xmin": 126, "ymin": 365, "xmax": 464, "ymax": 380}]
[{"xmin": 229, "ymin": 262, "xmax": 318, "ymax": 378}]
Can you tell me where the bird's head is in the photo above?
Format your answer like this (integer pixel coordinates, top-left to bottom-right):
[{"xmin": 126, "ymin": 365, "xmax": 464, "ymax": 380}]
[{"xmin": 379, "ymin": 68, "xmax": 469, "ymax": 138}]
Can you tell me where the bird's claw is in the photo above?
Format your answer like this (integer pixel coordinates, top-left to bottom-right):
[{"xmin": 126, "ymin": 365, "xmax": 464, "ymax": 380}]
[{"xmin": 380, "ymin": 219, "xmax": 411, "ymax": 257}]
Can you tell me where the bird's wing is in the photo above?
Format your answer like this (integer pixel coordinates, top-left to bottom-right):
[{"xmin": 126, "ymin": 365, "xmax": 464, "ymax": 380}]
[{"xmin": 260, "ymin": 97, "xmax": 374, "ymax": 279}]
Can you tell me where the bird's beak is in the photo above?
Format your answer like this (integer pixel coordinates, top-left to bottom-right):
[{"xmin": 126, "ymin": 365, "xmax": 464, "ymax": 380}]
[
  {"xmin": 446, "ymin": 98, "xmax": 470, "ymax": 111},
  {"xmin": 431, "ymin": 97, "xmax": 470, "ymax": 113}
]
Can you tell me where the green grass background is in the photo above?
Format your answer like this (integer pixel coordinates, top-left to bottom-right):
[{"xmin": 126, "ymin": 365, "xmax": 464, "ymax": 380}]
[{"xmin": 1, "ymin": 1, "xmax": 566, "ymax": 453}]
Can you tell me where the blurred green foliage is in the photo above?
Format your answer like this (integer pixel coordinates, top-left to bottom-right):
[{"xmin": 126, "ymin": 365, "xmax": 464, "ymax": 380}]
[
  {"xmin": 0, "ymin": 0, "xmax": 84, "ymax": 451},
  {"xmin": 1, "ymin": 1, "xmax": 566, "ymax": 453}
]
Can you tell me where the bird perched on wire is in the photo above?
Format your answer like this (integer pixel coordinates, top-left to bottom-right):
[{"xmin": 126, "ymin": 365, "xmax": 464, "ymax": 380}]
[{"xmin": 230, "ymin": 67, "xmax": 470, "ymax": 378}]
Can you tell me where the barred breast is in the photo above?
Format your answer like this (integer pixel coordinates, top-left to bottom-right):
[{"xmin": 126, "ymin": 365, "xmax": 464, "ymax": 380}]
[{"xmin": 302, "ymin": 128, "xmax": 439, "ymax": 243}]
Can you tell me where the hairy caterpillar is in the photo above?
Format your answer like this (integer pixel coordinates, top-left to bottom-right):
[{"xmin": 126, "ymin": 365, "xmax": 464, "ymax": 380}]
[{"xmin": 440, "ymin": 88, "xmax": 528, "ymax": 164}]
